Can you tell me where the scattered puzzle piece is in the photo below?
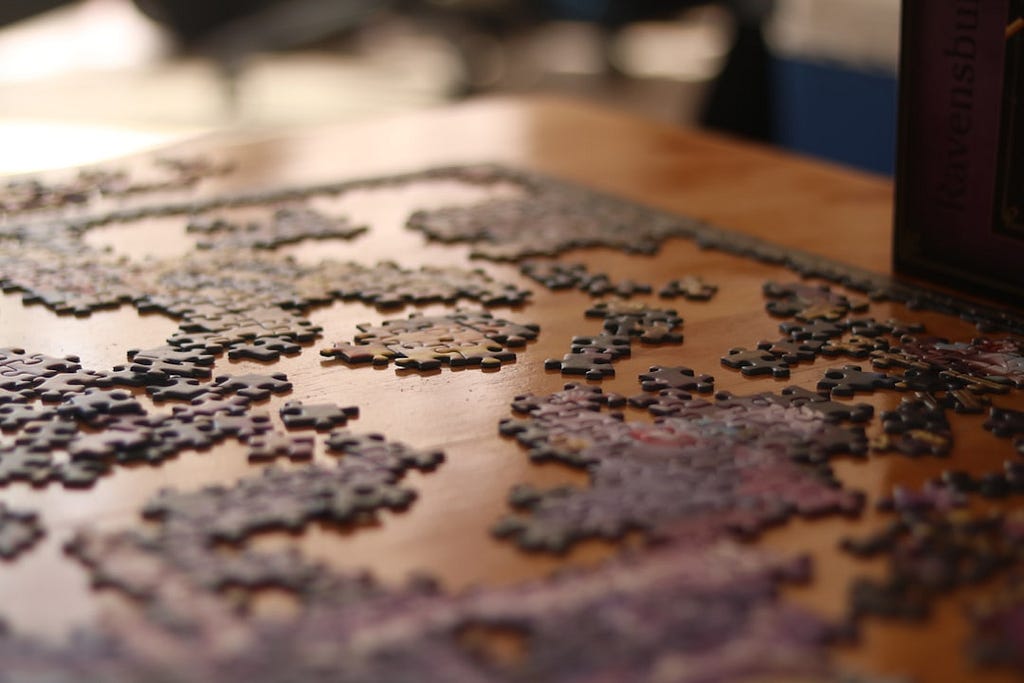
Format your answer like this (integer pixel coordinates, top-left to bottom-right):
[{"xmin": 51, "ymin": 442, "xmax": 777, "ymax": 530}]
[
  {"xmin": 545, "ymin": 352, "xmax": 614, "ymax": 380},
  {"xmin": 757, "ymin": 338, "xmax": 823, "ymax": 364},
  {"xmin": 817, "ymin": 365, "xmax": 899, "ymax": 397},
  {"xmin": 780, "ymin": 319, "xmax": 848, "ymax": 341},
  {"xmin": 638, "ymin": 365, "xmax": 714, "ymax": 393},
  {"xmin": 279, "ymin": 401, "xmax": 359, "ymax": 431},
  {"xmin": 227, "ymin": 336, "xmax": 302, "ymax": 362},
  {"xmin": 212, "ymin": 373, "xmax": 293, "ymax": 401},
  {"xmin": 721, "ymin": 347, "xmax": 791, "ymax": 378},
  {"xmin": 0, "ymin": 505, "xmax": 43, "ymax": 560},
  {"xmin": 762, "ymin": 281, "xmax": 867, "ymax": 321},
  {"xmin": 658, "ymin": 275, "xmax": 718, "ymax": 301},
  {"xmin": 247, "ymin": 433, "xmax": 315, "ymax": 462}
]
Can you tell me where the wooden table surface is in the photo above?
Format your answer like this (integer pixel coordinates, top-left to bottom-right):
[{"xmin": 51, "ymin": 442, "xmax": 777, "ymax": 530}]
[{"xmin": 1, "ymin": 95, "xmax": 1021, "ymax": 683}]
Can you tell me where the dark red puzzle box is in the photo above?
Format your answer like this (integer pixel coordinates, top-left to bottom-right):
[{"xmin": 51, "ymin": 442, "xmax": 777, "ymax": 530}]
[{"xmin": 894, "ymin": 0, "xmax": 1024, "ymax": 302}]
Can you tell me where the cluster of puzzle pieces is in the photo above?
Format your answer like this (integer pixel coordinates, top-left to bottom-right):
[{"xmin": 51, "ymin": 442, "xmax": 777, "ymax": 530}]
[
  {"xmin": 544, "ymin": 301, "xmax": 685, "ymax": 380},
  {"xmin": 496, "ymin": 378, "xmax": 867, "ymax": 553},
  {"xmin": 188, "ymin": 205, "xmax": 368, "ymax": 250},
  {"xmin": 519, "ymin": 260, "xmax": 718, "ymax": 301},
  {"xmin": 0, "ymin": 345, "xmax": 372, "ymax": 487},
  {"xmin": 841, "ymin": 480, "xmax": 1024, "ymax": 630},
  {"xmin": 406, "ymin": 175, "xmax": 701, "ymax": 260},
  {"xmin": 11, "ymin": 464, "xmax": 894, "ymax": 683},
  {"xmin": 0, "ymin": 156, "xmax": 231, "ymax": 215},
  {"xmin": 322, "ymin": 310, "xmax": 539, "ymax": 371}
]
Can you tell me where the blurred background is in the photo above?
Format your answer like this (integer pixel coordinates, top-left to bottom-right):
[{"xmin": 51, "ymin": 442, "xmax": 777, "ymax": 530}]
[{"xmin": 0, "ymin": 0, "xmax": 899, "ymax": 175}]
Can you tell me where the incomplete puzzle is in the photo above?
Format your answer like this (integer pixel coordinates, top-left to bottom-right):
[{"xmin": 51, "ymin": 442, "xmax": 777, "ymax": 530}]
[{"xmin": 0, "ymin": 161, "xmax": 1023, "ymax": 682}]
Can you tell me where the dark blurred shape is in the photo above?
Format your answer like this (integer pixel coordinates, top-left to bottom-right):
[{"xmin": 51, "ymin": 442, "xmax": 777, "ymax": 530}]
[
  {"xmin": 0, "ymin": 0, "xmax": 71, "ymax": 26},
  {"xmin": 700, "ymin": 0, "xmax": 774, "ymax": 141},
  {"xmin": 133, "ymin": 0, "xmax": 384, "ymax": 61},
  {"xmin": 547, "ymin": 0, "xmax": 700, "ymax": 24}
]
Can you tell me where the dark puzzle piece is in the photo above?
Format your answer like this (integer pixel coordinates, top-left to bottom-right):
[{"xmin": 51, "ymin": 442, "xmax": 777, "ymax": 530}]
[
  {"xmin": 57, "ymin": 389, "xmax": 145, "ymax": 423},
  {"xmin": 325, "ymin": 430, "xmax": 444, "ymax": 472},
  {"xmin": 0, "ymin": 404, "xmax": 57, "ymax": 431},
  {"xmin": 872, "ymin": 399, "xmax": 953, "ymax": 457},
  {"xmin": 147, "ymin": 378, "xmax": 213, "ymax": 402},
  {"xmin": 519, "ymin": 260, "xmax": 588, "ymax": 290},
  {"xmin": 756, "ymin": 338, "xmax": 823, "ymax": 364},
  {"xmin": 841, "ymin": 317, "xmax": 888, "ymax": 338},
  {"xmin": 319, "ymin": 341, "xmax": 396, "ymax": 366},
  {"xmin": 658, "ymin": 276, "xmax": 718, "ymax": 301},
  {"xmin": 127, "ymin": 345, "xmax": 215, "ymax": 367},
  {"xmin": 15, "ymin": 419, "xmax": 79, "ymax": 451},
  {"xmin": 69, "ymin": 428, "xmax": 153, "ymax": 463},
  {"xmin": 984, "ymin": 406, "xmax": 1024, "ymax": 438},
  {"xmin": 762, "ymin": 281, "xmax": 867, "ymax": 321},
  {"xmin": 545, "ymin": 352, "xmax": 615, "ymax": 380},
  {"xmin": 873, "ymin": 318, "xmax": 926, "ymax": 336},
  {"xmin": 817, "ymin": 365, "xmax": 899, "ymax": 397},
  {"xmin": 180, "ymin": 393, "xmax": 251, "ymax": 417},
  {"xmin": 248, "ymin": 433, "xmax": 315, "ymax": 462},
  {"xmin": 152, "ymin": 418, "xmax": 223, "ymax": 455},
  {"xmin": 0, "ymin": 504, "xmax": 44, "ymax": 559},
  {"xmin": 389, "ymin": 343, "xmax": 446, "ymax": 371},
  {"xmin": 212, "ymin": 412, "xmax": 273, "ymax": 441},
  {"xmin": 227, "ymin": 336, "xmax": 303, "ymax": 362},
  {"xmin": 819, "ymin": 335, "xmax": 889, "ymax": 359},
  {"xmin": 636, "ymin": 323, "xmax": 683, "ymax": 345},
  {"xmin": 579, "ymin": 275, "xmax": 652, "ymax": 298},
  {"xmin": 279, "ymin": 401, "xmax": 359, "ymax": 431},
  {"xmin": 585, "ymin": 301, "xmax": 683, "ymax": 333},
  {"xmin": 27, "ymin": 370, "xmax": 106, "ymax": 402},
  {"xmin": 766, "ymin": 387, "xmax": 875, "ymax": 423},
  {"xmin": 127, "ymin": 345, "xmax": 215, "ymax": 379},
  {"xmin": 780, "ymin": 319, "xmax": 848, "ymax": 341},
  {"xmin": 569, "ymin": 333, "xmax": 632, "ymax": 358},
  {"xmin": 453, "ymin": 310, "xmax": 540, "ymax": 347},
  {"xmin": 638, "ymin": 365, "xmax": 714, "ymax": 393},
  {"xmin": 128, "ymin": 358, "xmax": 212, "ymax": 380},
  {"xmin": 721, "ymin": 347, "xmax": 791, "ymax": 378},
  {"xmin": 194, "ymin": 205, "xmax": 367, "ymax": 250},
  {"xmin": 212, "ymin": 373, "xmax": 293, "ymax": 401},
  {"xmin": 97, "ymin": 364, "xmax": 165, "ymax": 388},
  {"xmin": 894, "ymin": 368, "xmax": 958, "ymax": 393},
  {"xmin": 628, "ymin": 388, "xmax": 705, "ymax": 418},
  {"xmin": 0, "ymin": 349, "xmax": 81, "ymax": 391},
  {"xmin": 0, "ymin": 385, "xmax": 30, "ymax": 406},
  {"xmin": 0, "ymin": 446, "xmax": 53, "ymax": 486},
  {"xmin": 437, "ymin": 340, "xmax": 516, "ymax": 368}
]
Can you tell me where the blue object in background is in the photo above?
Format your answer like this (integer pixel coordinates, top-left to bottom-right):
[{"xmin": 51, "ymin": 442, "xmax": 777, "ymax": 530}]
[{"xmin": 771, "ymin": 57, "xmax": 898, "ymax": 175}]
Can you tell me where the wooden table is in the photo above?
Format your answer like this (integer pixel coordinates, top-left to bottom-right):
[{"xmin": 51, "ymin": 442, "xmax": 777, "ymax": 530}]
[{"xmin": 1, "ymin": 96, "xmax": 1021, "ymax": 682}]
